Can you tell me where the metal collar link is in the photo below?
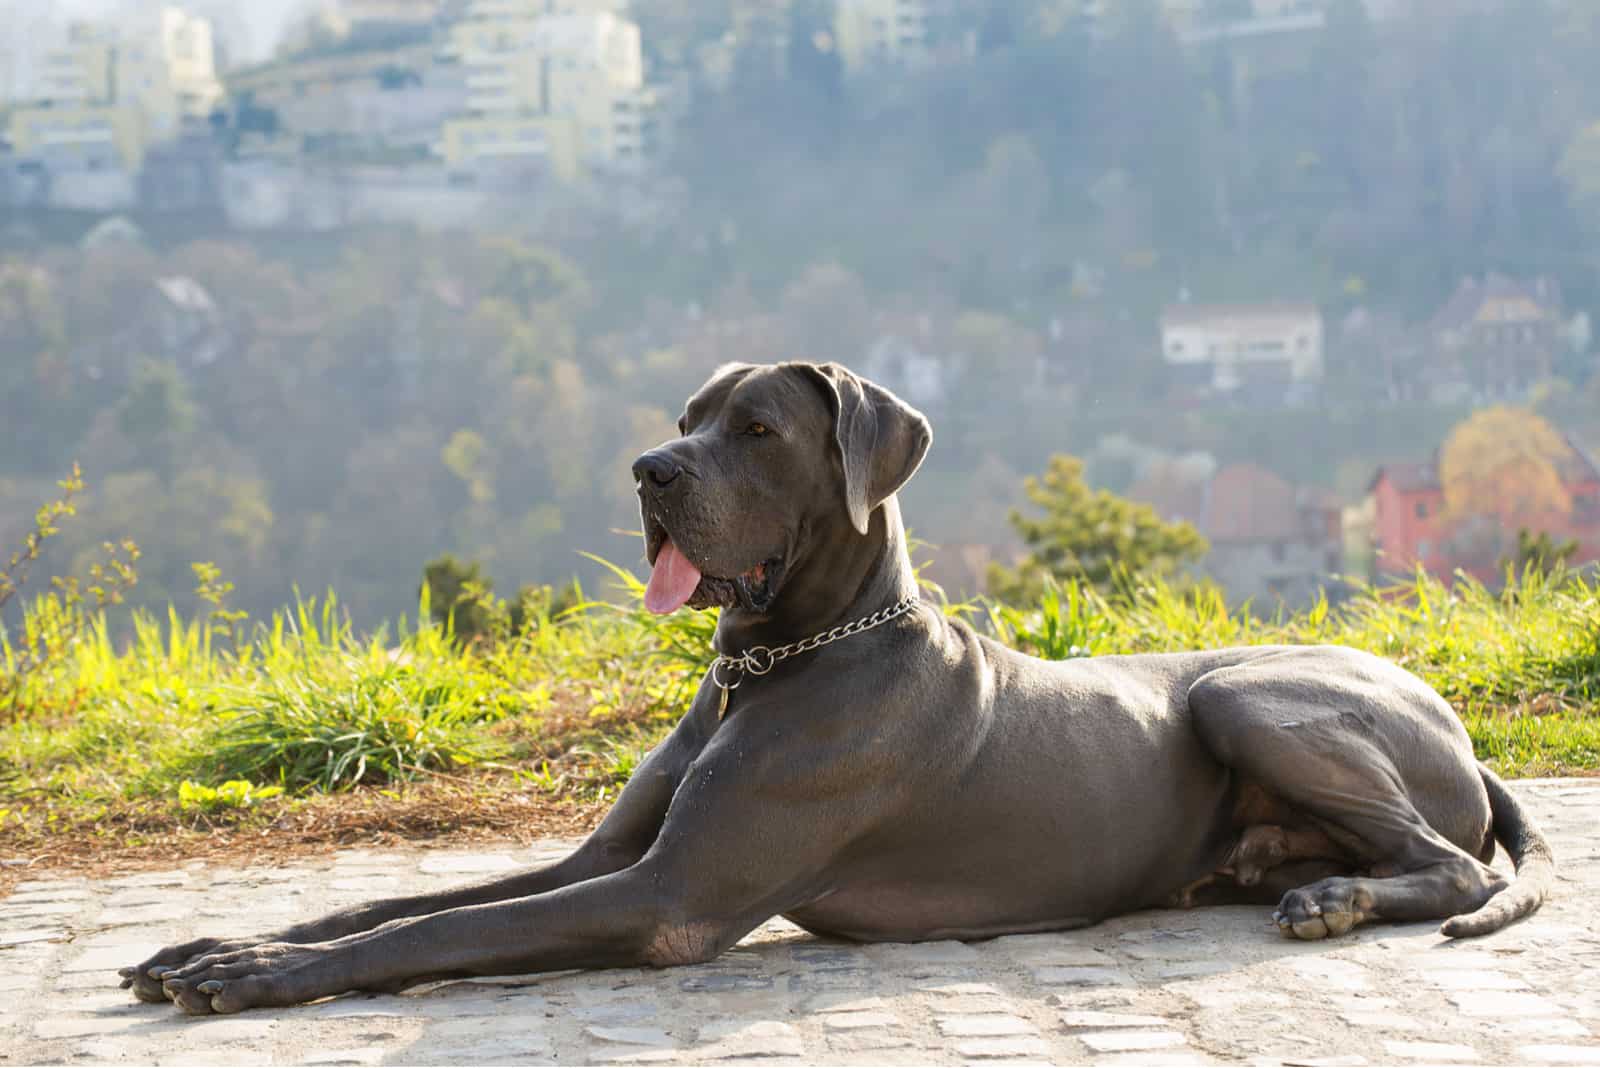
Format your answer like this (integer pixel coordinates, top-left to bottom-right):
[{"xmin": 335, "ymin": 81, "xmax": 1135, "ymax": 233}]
[{"xmin": 710, "ymin": 594, "xmax": 922, "ymax": 719}]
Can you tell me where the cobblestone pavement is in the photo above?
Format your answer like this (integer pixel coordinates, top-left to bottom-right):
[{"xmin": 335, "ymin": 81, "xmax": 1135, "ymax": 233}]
[{"xmin": 3, "ymin": 779, "xmax": 1599, "ymax": 1066}]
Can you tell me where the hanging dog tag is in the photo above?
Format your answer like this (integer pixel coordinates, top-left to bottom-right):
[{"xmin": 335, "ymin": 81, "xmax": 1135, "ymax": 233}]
[{"xmin": 717, "ymin": 684, "xmax": 730, "ymax": 721}]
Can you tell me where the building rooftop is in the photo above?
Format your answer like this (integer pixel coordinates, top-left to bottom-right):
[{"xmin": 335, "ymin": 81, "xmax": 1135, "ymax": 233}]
[
  {"xmin": 1160, "ymin": 302, "xmax": 1321, "ymax": 329},
  {"xmin": 1428, "ymin": 273, "xmax": 1564, "ymax": 335}
]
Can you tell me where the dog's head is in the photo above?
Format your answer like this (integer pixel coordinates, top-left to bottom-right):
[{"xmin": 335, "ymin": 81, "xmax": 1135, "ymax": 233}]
[{"xmin": 632, "ymin": 361, "xmax": 931, "ymax": 616}]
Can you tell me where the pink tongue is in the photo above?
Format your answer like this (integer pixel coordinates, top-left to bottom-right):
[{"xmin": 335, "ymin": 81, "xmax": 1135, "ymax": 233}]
[{"xmin": 644, "ymin": 539, "xmax": 703, "ymax": 615}]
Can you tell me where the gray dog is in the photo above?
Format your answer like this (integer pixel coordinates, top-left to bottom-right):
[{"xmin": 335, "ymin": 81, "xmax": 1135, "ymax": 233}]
[{"xmin": 123, "ymin": 360, "xmax": 1553, "ymax": 1015}]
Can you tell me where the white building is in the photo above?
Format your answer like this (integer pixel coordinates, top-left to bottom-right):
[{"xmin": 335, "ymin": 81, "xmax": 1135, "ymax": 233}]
[
  {"xmin": 1160, "ymin": 302, "xmax": 1324, "ymax": 394},
  {"xmin": 4, "ymin": 6, "xmax": 222, "ymax": 173},
  {"xmin": 833, "ymin": 0, "xmax": 930, "ymax": 75},
  {"xmin": 444, "ymin": 3, "xmax": 654, "ymax": 177}
]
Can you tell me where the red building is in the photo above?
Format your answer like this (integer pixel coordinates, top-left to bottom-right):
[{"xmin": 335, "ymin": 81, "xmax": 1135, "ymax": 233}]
[{"xmin": 1371, "ymin": 437, "xmax": 1600, "ymax": 582}]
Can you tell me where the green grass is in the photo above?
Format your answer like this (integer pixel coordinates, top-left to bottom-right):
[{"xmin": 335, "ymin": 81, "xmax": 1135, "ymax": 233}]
[{"xmin": 1, "ymin": 563, "xmax": 1596, "ymax": 852}]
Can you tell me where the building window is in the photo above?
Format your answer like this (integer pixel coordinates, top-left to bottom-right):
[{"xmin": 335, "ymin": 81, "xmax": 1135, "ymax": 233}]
[
  {"xmin": 1414, "ymin": 501, "xmax": 1428, "ymax": 519},
  {"xmin": 1417, "ymin": 539, "xmax": 1431, "ymax": 558},
  {"xmin": 1271, "ymin": 541, "xmax": 1287, "ymax": 563},
  {"xmin": 1168, "ymin": 340, "xmax": 1184, "ymax": 356}
]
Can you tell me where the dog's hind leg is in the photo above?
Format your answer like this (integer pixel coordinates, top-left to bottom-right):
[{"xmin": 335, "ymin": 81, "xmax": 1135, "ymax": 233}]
[{"xmin": 1188, "ymin": 650, "xmax": 1511, "ymax": 940}]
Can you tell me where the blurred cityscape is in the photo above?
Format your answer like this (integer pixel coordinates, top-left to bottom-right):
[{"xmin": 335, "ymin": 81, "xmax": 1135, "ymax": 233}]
[{"xmin": 1, "ymin": 0, "xmax": 1598, "ymax": 623}]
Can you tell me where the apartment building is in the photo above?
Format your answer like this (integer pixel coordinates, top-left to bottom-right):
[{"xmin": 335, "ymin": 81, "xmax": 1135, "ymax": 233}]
[
  {"xmin": 1160, "ymin": 302, "xmax": 1325, "ymax": 400},
  {"xmin": 443, "ymin": 1, "xmax": 652, "ymax": 177},
  {"xmin": 5, "ymin": 7, "xmax": 221, "ymax": 173},
  {"xmin": 833, "ymin": 0, "xmax": 930, "ymax": 74}
]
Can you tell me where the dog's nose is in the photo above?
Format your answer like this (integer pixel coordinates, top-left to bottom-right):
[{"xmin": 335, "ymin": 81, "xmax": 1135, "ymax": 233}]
[{"xmin": 632, "ymin": 450, "xmax": 681, "ymax": 489}]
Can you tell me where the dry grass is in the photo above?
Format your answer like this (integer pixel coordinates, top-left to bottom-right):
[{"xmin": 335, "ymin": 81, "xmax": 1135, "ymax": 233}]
[{"xmin": 0, "ymin": 774, "xmax": 605, "ymax": 896}]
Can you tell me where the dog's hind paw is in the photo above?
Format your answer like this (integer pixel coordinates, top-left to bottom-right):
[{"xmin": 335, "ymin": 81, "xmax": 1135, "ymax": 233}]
[{"xmin": 1273, "ymin": 877, "xmax": 1372, "ymax": 939}]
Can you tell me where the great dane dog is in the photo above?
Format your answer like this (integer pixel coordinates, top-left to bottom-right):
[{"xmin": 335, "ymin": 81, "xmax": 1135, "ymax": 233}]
[{"xmin": 123, "ymin": 361, "xmax": 1553, "ymax": 1015}]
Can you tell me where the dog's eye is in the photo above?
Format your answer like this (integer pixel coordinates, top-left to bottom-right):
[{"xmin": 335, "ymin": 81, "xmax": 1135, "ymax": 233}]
[{"xmin": 745, "ymin": 422, "xmax": 769, "ymax": 437}]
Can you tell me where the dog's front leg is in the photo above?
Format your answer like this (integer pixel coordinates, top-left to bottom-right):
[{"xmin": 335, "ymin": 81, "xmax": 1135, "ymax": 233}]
[
  {"xmin": 123, "ymin": 703, "xmax": 716, "ymax": 1003},
  {"xmin": 152, "ymin": 858, "xmax": 740, "ymax": 1016}
]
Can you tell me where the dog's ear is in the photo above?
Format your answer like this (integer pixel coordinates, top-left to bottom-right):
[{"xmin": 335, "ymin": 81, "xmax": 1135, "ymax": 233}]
[{"xmin": 794, "ymin": 362, "xmax": 932, "ymax": 535}]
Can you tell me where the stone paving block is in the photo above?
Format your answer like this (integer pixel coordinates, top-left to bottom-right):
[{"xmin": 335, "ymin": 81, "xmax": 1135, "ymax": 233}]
[
  {"xmin": 1119, "ymin": 932, "xmax": 1221, "ymax": 960},
  {"xmin": 93, "ymin": 905, "xmax": 173, "ymax": 927},
  {"xmin": 79, "ymin": 926, "xmax": 185, "ymax": 948},
  {"xmin": 786, "ymin": 967, "xmax": 872, "ymax": 992},
  {"xmin": 156, "ymin": 1051, "xmax": 275, "ymax": 1066},
  {"xmin": 1488, "ymin": 1016, "xmax": 1591, "ymax": 1038},
  {"xmin": 163, "ymin": 1017, "xmax": 279, "ymax": 1043},
  {"xmin": 1079, "ymin": 1029, "xmax": 1188, "ymax": 1052},
  {"xmin": 53, "ymin": 968, "xmax": 115, "ymax": 992},
  {"xmin": 691, "ymin": 1019, "xmax": 805, "ymax": 1059},
  {"xmin": 329, "ymin": 876, "xmax": 401, "ymax": 893},
  {"xmin": 416, "ymin": 852, "xmax": 520, "ymax": 875},
  {"xmin": 1158, "ymin": 959, "xmax": 1231, "ymax": 979},
  {"xmin": 826, "ymin": 1029, "xmax": 917, "ymax": 1052},
  {"xmin": 803, "ymin": 993, "xmax": 886, "ymax": 1013},
  {"xmin": 570, "ymin": 998, "xmax": 657, "ymax": 1024},
  {"xmin": 936, "ymin": 1014, "xmax": 1037, "ymax": 1037},
  {"xmin": 34, "ymin": 1013, "xmax": 150, "ymax": 1038},
  {"xmin": 935, "ymin": 994, "xmax": 1019, "ymax": 1013},
  {"xmin": 871, "ymin": 939, "xmax": 980, "ymax": 965},
  {"xmin": 1383, "ymin": 1039, "xmax": 1481, "ymax": 1062},
  {"xmin": 410, "ymin": 1017, "xmax": 553, "ymax": 1060},
  {"xmin": 301, "ymin": 1047, "xmax": 387, "ymax": 1065},
  {"xmin": 1098, "ymin": 1054, "xmax": 1213, "ymax": 1066},
  {"xmin": 1339, "ymin": 1009, "xmax": 1426, "ymax": 1031},
  {"xmin": 680, "ymin": 971, "xmax": 776, "ymax": 992},
  {"xmin": 1517, "ymin": 1045, "xmax": 1600, "ymax": 1064},
  {"xmin": 297, "ymin": 996, "xmax": 410, "ymax": 1018},
  {"xmin": 13, "ymin": 879, "xmax": 88, "ymax": 894},
  {"xmin": 1033, "ymin": 965, "xmax": 1133, "ymax": 986},
  {"xmin": 63, "ymin": 941, "xmax": 165, "ymax": 972},
  {"xmin": 586, "ymin": 1046, "xmax": 678, "ymax": 1064},
  {"xmin": 1284, "ymin": 956, "xmax": 1370, "ymax": 990},
  {"xmin": 107, "ymin": 871, "xmax": 190, "ymax": 888},
  {"xmin": 1060, "ymin": 1010, "xmax": 1172, "ymax": 1029},
  {"xmin": 1446, "ymin": 990, "xmax": 1562, "ymax": 1017},
  {"xmin": 0, "ymin": 898, "xmax": 83, "ymax": 917},
  {"xmin": 952, "ymin": 1035, "xmax": 1052, "ymax": 1059},
  {"xmin": 821, "ymin": 1011, "xmax": 901, "ymax": 1030},
  {"xmin": 1419, "ymin": 968, "xmax": 1530, "ymax": 991},
  {"xmin": 0, "ymin": 927, "xmax": 67, "ymax": 946},
  {"xmin": 920, "ymin": 979, "xmax": 1001, "ymax": 995},
  {"xmin": 992, "ymin": 935, "xmax": 1117, "ymax": 967},
  {"xmin": 586, "ymin": 1025, "xmax": 675, "ymax": 1046}
]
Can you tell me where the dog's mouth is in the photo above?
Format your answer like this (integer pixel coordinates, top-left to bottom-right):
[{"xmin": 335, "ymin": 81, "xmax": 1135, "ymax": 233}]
[{"xmin": 643, "ymin": 517, "xmax": 785, "ymax": 616}]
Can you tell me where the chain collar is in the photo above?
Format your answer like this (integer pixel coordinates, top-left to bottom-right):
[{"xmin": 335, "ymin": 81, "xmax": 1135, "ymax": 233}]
[{"xmin": 709, "ymin": 594, "xmax": 921, "ymax": 720}]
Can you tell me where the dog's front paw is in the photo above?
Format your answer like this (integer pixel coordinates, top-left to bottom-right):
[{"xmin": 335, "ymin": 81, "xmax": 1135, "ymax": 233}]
[
  {"xmin": 118, "ymin": 937, "xmax": 259, "ymax": 1004},
  {"xmin": 152, "ymin": 942, "xmax": 335, "ymax": 1015}
]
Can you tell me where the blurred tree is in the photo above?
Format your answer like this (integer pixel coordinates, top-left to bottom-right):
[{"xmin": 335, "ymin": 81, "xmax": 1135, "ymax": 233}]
[
  {"xmin": 1438, "ymin": 407, "xmax": 1575, "ymax": 532},
  {"xmin": 1558, "ymin": 121, "xmax": 1600, "ymax": 237},
  {"xmin": 987, "ymin": 455, "xmax": 1209, "ymax": 601},
  {"xmin": 116, "ymin": 360, "xmax": 196, "ymax": 476},
  {"xmin": 1501, "ymin": 528, "xmax": 1579, "ymax": 577},
  {"xmin": 778, "ymin": 262, "xmax": 872, "ymax": 361},
  {"xmin": 421, "ymin": 553, "xmax": 497, "ymax": 647}
]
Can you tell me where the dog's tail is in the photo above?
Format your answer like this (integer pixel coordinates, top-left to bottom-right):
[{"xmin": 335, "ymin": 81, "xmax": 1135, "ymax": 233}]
[{"xmin": 1440, "ymin": 764, "xmax": 1555, "ymax": 938}]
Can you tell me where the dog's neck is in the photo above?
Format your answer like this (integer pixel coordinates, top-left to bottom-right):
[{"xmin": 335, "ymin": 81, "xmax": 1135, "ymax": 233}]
[{"xmin": 714, "ymin": 497, "xmax": 918, "ymax": 655}]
